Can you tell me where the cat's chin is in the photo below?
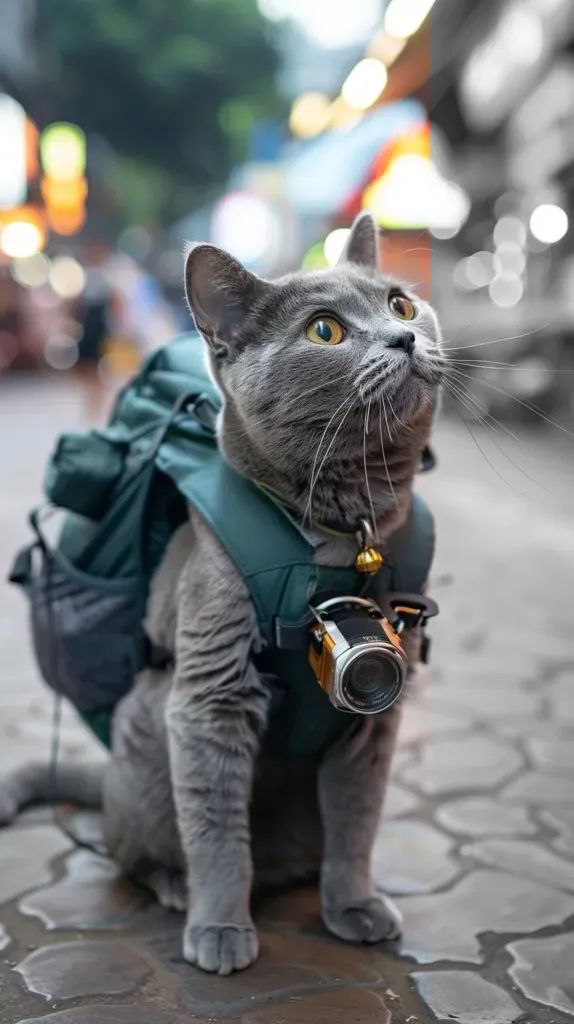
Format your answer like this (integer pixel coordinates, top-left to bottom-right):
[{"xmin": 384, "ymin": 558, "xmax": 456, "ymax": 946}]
[{"xmin": 386, "ymin": 375, "xmax": 436, "ymax": 422}]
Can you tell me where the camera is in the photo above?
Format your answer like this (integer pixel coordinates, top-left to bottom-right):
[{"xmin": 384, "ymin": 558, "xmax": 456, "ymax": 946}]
[{"xmin": 308, "ymin": 594, "xmax": 436, "ymax": 715}]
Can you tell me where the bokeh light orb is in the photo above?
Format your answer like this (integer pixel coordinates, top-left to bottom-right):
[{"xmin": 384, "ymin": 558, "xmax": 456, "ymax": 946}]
[
  {"xmin": 529, "ymin": 204, "xmax": 568, "ymax": 245},
  {"xmin": 49, "ymin": 256, "xmax": 86, "ymax": 299}
]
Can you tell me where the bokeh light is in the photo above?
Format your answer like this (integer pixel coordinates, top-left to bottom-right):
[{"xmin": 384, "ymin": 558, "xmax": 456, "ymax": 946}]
[
  {"xmin": 44, "ymin": 334, "xmax": 79, "ymax": 371},
  {"xmin": 10, "ymin": 253, "xmax": 51, "ymax": 289},
  {"xmin": 489, "ymin": 274, "xmax": 524, "ymax": 308},
  {"xmin": 493, "ymin": 216, "xmax": 527, "ymax": 247},
  {"xmin": 49, "ymin": 256, "xmax": 87, "ymax": 299},
  {"xmin": 289, "ymin": 92, "xmax": 331, "ymax": 139},
  {"xmin": 384, "ymin": 0, "xmax": 437, "ymax": 39},
  {"xmin": 323, "ymin": 228, "xmax": 350, "ymax": 266},
  {"xmin": 341, "ymin": 59, "xmax": 388, "ymax": 112},
  {"xmin": 211, "ymin": 192, "xmax": 280, "ymax": 267},
  {"xmin": 0, "ymin": 220, "xmax": 45, "ymax": 259},
  {"xmin": 529, "ymin": 204, "xmax": 569, "ymax": 244}
]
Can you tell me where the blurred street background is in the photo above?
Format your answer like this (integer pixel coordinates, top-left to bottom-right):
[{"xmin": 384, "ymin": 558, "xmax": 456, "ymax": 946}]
[
  {"xmin": 2, "ymin": 2, "xmax": 574, "ymax": 1024},
  {"xmin": 1, "ymin": 0, "xmax": 573, "ymax": 417}
]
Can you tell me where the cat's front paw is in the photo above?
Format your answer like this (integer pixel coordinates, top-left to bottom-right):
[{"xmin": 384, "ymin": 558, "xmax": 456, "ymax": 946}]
[
  {"xmin": 183, "ymin": 919, "xmax": 259, "ymax": 975},
  {"xmin": 322, "ymin": 893, "xmax": 402, "ymax": 944}
]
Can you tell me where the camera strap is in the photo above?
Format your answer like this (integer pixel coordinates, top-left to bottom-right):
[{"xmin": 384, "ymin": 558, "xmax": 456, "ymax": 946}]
[{"xmin": 274, "ymin": 592, "xmax": 438, "ymax": 652}]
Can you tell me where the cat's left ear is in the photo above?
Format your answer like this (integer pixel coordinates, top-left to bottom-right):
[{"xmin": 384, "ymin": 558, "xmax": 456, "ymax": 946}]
[
  {"xmin": 185, "ymin": 243, "xmax": 265, "ymax": 352},
  {"xmin": 339, "ymin": 211, "xmax": 380, "ymax": 271}
]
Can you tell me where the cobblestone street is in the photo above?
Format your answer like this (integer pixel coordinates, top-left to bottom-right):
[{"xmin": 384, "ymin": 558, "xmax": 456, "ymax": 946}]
[{"xmin": 1, "ymin": 374, "xmax": 574, "ymax": 1024}]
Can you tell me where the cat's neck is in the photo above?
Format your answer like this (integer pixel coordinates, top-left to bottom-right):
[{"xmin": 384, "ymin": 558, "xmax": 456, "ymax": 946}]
[{"xmin": 219, "ymin": 401, "xmax": 431, "ymax": 540}]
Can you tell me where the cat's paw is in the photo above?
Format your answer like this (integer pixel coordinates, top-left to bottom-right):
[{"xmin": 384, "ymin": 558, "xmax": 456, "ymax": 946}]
[
  {"xmin": 183, "ymin": 920, "xmax": 259, "ymax": 975},
  {"xmin": 322, "ymin": 894, "xmax": 402, "ymax": 944}
]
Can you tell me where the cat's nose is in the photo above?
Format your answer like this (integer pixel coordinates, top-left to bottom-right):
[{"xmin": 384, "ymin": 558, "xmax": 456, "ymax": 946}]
[{"xmin": 387, "ymin": 330, "xmax": 415, "ymax": 356}]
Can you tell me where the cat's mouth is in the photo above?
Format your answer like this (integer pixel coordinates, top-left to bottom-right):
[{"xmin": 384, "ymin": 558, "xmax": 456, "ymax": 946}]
[{"xmin": 356, "ymin": 351, "xmax": 445, "ymax": 411}]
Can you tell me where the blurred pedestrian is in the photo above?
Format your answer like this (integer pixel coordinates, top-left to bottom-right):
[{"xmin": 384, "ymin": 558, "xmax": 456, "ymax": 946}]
[{"xmin": 74, "ymin": 241, "xmax": 121, "ymax": 423}]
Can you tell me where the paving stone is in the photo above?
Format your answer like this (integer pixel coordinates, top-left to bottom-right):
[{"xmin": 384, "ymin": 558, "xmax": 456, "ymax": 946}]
[
  {"xmin": 241, "ymin": 987, "xmax": 391, "ymax": 1023},
  {"xmin": 508, "ymin": 933, "xmax": 574, "ymax": 1016},
  {"xmin": 428, "ymin": 683, "xmax": 543, "ymax": 722},
  {"xmin": 0, "ymin": 825, "xmax": 72, "ymax": 904},
  {"xmin": 382, "ymin": 783, "xmax": 421, "ymax": 819},
  {"xmin": 15, "ymin": 940, "xmax": 152, "ymax": 1001},
  {"xmin": 14, "ymin": 1007, "xmax": 193, "ymax": 1024},
  {"xmin": 464, "ymin": 839, "xmax": 574, "ymax": 892},
  {"xmin": 398, "ymin": 704, "xmax": 472, "ymax": 746},
  {"xmin": 20, "ymin": 849, "xmax": 150, "ymax": 930},
  {"xmin": 400, "ymin": 736, "xmax": 522, "ymax": 795},
  {"xmin": 411, "ymin": 970, "xmax": 521, "ymax": 1023},
  {"xmin": 501, "ymin": 772, "xmax": 574, "ymax": 805},
  {"xmin": 172, "ymin": 930, "xmax": 390, "ymax": 1017},
  {"xmin": 436, "ymin": 798, "xmax": 537, "ymax": 837},
  {"xmin": 526, "ymin": 737, "xmax": 574, "ymax": 774},
  {"xmin": 396, "ymin": 870, "xmax": 574, "ymax": 964},
  {"xmin": 373, "ymin": 820, "xmax": 460, "ymax": 895},
  {"xmin": 540, "ymin": 808, "xmax": 574, "ymax": 856}
]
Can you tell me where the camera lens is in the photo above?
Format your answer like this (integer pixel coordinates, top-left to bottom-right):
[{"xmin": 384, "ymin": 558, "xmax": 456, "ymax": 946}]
[{"xmin": 341, "ymin": 651, "xmax": 403, "ymax": 713}]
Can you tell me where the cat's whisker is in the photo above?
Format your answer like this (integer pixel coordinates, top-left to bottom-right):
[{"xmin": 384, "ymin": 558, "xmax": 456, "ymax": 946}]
[
  {"xmin": 303, "ymin": 394, "xmax": 356, "ymax": 526},
  {"xmin": 448, "ymin": 366, "xmax": 574, "ymax": 439},
  {"xmin": 387, "ymin": 398, "xmax": 409, "ymax": 433},
  {"xmin": 442, "ymin": 380, "xmax": 526, "ymax": 496},
  {"xmin": 441, "ymin": 321, "xmax": 555, "ymax": 353},
  {"xmin": 448, "ymin": 359, "xmax": 574, "ymax": 374},
  {"xmin": 379, "ymin": 400, "xmax": 399, "ymax": 509},
  {"xmin": 445, "ymin": 368, "xmax": 523, "ymax": 444},
  {"xmin": 381, "ymin": 392, "xmax": 397, "ymax": 444},
  {"xmin": 443, "ymin": 376, "xmax": 546, "ymax": 492},
  {"xmin": 363, "ymin": 399, "xmax": 378, "ymax": 539}
]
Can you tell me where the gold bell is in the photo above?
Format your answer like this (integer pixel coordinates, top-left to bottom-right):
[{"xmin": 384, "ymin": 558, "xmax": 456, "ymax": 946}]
[
  {"xmin": 355, "ymin": 546, "xmax": 384, "ymax": 574},
  {"xmin": 355, "ymin": 517, "xmax": 384, "ymax": 575}
]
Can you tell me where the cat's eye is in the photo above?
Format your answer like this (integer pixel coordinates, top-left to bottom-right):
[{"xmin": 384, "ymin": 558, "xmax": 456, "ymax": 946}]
[
  {"xmin": 389, "ymin": 293, "xmax": 416, "ymax": 321},
  {"xmin": 305, "ymin": 316, "xmax": 345, "ymax": 346}
]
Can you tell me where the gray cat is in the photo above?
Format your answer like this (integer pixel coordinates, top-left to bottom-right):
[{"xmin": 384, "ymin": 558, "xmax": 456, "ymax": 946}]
[{"xmin": 0, "ymin": 212, "xmax": 445, "ymax": 975}]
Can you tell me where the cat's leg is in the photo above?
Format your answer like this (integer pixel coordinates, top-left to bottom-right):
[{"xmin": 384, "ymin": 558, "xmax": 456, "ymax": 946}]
[
  {"xmin": 318, "ymin": 704, "xmax": 402, "ymax": 944},
  {"xmin": 167, "ymin": 524, "xmax": 269, "ymax": 976},
  {"xmin": 103, "ymin": 668, "xmax": 184, "ymax": 888}
]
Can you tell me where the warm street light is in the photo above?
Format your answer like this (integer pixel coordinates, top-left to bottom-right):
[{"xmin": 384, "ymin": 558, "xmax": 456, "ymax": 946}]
[
  {"xmin": 384, "ymin": 0, "xmax": 437, "ymax": 39},
  {"xmin": 341, "ymin": 59, "xmax": 388, "ymax": 111}
]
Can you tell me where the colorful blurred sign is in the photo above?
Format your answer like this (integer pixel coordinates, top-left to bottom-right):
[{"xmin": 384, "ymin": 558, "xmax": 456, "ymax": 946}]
[{"xmin": 284, "ymin": 100, "xmax": 427, "ymax": 216}]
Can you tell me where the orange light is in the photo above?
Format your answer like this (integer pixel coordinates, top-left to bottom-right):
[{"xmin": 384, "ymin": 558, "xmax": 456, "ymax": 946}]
[
  {"xmin": 0, "ymin": 205, "xmax": 46, "ymax": 257},
  {"xmin": 41, "ymin": 175, "xmax": 88, "ymax": 207},
  {"xmin": 25, "ymin": 119, "xmax": 39, "ymax": 180},
  {"xmin": 46, "ymin": 205, "xmax": 86, "ymax": 236}
]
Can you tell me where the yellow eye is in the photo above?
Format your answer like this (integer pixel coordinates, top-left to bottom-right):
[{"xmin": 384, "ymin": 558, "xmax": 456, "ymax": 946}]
[
  {"xmin": 389, "ymin": 293, "xmax": 416, "ymax": 321},
  {"xmin": 305, "ymin": 316, "xmax": 345, "ymax": 346}
]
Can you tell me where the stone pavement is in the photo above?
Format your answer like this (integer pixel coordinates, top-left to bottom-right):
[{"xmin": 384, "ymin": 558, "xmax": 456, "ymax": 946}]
[{"xmin": 1, "ymin": 373, "xmax": 574, "ymax": 1024}]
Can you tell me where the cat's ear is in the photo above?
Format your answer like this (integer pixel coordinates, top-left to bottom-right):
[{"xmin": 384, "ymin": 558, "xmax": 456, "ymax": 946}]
[
  {"xmin": 185, "ymin": 243, "xmax": 264, "ymax": 351},
  {"xmin": 339, "ymin": 211, "xmax": 380, "ymax": 271}
]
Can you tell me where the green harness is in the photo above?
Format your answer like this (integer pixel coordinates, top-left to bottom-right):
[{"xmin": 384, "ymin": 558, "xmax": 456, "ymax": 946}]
[{"xmin": 10, "ymin": 332, "xmax": 435, "ymax": 759}]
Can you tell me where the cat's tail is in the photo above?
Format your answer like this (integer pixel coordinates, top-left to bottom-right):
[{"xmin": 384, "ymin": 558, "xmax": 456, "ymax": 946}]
[{"xmin": 0, "ymin": 762, "xmax": 104, "ymax": 826}]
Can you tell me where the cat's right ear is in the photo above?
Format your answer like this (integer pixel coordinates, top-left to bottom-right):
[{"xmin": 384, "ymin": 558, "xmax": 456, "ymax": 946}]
[
  {"xmin": 184, "ymin": 243, "xmax": 263, "ymax": 353},
  {"xmin": 339, "ymin": 211, "xmax": 380, "ymax": 271}
]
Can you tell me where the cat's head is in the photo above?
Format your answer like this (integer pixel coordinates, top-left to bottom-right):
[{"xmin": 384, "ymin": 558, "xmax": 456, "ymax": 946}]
[{"xmin": 184, "ymin": 212, "xmax": 444, "ymax": 515}]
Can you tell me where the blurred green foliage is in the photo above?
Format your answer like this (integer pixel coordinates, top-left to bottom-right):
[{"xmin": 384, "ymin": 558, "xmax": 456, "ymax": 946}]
[{"xmin": 36, "ymin": 0, "xmax": 283, "ymax": 225}]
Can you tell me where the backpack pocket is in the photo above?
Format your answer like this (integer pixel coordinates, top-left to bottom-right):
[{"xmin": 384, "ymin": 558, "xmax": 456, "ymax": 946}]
[
  {"xmin": 44, "ymin": 431, "xmax": 126, "ymax": 520},
  {"xmin": 11, "ymin": 530, "xmax": 145, "ymax": 712}
]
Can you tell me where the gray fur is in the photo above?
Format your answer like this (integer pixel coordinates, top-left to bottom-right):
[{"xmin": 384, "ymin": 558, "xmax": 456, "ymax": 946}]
[{"xmin": 0, "ymin": 213, "xmax": 445, "ymax": 975}]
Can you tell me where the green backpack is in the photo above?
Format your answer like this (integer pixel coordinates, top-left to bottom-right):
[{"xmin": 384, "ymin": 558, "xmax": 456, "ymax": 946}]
[{"xmin": 10, "ymin": 332, "xmax": 435, "ymax": 758}]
